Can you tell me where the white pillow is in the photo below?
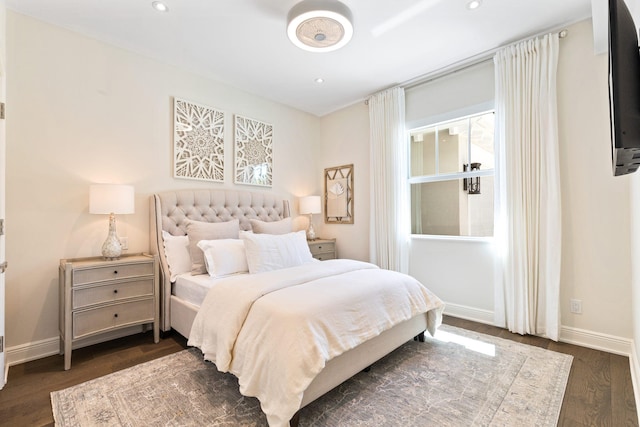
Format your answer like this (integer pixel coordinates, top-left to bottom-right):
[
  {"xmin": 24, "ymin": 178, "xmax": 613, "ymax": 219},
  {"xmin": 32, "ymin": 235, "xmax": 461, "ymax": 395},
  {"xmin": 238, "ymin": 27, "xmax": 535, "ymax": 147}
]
[
  {"xmin": 197, "ymin": 239, "xmax": 249, "ymax": 278},
  {"xmin": 241, "ymin": 230, "xmax": 314, "ymax": 274},
  {"xmin": 162, "ymin": 231, "xmax": 191, "ymax": 281},
  {"xmin": 250, "ymin": 217, "xmax": 293, "ymax": 235},
  {"xmin": 185, "ymin": 219, "xmax": 240, "ymax": 275}
]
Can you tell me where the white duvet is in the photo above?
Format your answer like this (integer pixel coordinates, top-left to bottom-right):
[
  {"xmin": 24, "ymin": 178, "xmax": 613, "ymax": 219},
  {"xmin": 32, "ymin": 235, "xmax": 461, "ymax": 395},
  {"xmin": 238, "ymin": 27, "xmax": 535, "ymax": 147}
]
[{"xmin": 188, "ymin": 259, "xmax": 444, "ymax": 427}]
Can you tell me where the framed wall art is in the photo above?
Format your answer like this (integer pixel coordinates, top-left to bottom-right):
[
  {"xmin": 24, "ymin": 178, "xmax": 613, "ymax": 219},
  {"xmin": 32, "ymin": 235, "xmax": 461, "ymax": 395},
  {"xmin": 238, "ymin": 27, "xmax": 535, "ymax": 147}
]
[
  {"xmin": 173, "ymin": 98, "xmax": 225, "ymax": 182},
  {"xmin": 234, "ymin": 115, "xmax": 273, "ymax": 187},
  {"xmin": 324, "ymin": 164, "xmax": 354, "ymax": 224}
]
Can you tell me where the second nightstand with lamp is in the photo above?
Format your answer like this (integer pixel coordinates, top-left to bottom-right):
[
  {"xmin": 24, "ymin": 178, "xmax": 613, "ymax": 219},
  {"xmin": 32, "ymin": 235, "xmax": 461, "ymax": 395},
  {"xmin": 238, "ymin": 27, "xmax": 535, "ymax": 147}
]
[{"xmin": 299, "ymin": 195, "xmax": 337, "ymax": 260}]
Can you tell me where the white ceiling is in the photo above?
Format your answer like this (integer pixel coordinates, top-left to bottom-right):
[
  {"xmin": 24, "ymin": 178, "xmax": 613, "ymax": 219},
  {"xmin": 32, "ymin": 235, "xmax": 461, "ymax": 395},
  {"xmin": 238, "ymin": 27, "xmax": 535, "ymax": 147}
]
[{"xmin": 7, "ymin": 0, "xmax": 595, "ymax": 116}]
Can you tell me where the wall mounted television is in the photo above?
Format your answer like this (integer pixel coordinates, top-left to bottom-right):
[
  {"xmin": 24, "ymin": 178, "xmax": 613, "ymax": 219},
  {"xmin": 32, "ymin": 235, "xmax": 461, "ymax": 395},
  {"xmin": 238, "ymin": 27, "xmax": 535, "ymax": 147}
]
[{"xmin": 609, "ymin": 0, "xmax": 640, "ymax": 176}]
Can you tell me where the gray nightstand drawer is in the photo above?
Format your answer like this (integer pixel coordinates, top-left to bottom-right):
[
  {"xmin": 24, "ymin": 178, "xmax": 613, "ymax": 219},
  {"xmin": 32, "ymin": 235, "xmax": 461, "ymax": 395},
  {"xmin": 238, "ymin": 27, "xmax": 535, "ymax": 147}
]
[
  {"xmin": 73, "ymin": 298, "xmax": 155, "ymax": 339},
  {"xmin": 307, "ymin": 238, "xmax": 337, "ymax": 261},
  {"xmin": 308, "ymin": 241, "xmax": 335, "ymax": 255},
  {"xmin": 314, "ymin": 252, "xmax": 336, "ymax": 261},
  {"xmin": 72, "ymin": 278, "xmax": 154, "ymax": 309},
  {"xmin": 73, "ymin": 262, "xmax": 154, "ymax": 286}
]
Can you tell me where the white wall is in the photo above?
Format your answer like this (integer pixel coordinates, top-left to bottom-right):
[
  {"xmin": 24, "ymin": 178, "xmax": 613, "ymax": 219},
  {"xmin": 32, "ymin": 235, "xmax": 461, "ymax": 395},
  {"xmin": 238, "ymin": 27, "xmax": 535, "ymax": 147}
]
[
  {"xmin": 620, "ymin": 0, "xmax": 640, "ymax": 415},
  {"xmin": 557, "ymin": 19, "xmax": 632, "ymax": 338},
  {"xmin": 631, "ymin": 174, "xmax": 640, "ymax": 410},
  {"xmin": 318, "ymin": 102, "xmax": 370, "ymax": 262},
  {"xmin": 5, "ymin": 11, "xmax": 321, "ymax": 358},
  {"xmin": 410, "ymin": 237, "xmax": 495, "ymax": 321}
]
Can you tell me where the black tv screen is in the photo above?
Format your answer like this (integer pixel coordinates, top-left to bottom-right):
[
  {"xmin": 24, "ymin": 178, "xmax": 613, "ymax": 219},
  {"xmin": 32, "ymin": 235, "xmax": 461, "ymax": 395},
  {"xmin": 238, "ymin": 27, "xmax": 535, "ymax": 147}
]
[{"xmin": 609, "ymin": 0, "xmax": 640, "ymax": 176}]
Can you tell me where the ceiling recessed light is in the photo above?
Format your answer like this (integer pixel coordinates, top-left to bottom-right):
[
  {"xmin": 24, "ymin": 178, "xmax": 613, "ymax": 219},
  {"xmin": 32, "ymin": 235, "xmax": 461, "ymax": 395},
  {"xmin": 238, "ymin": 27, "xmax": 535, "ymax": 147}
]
[
  {"xmin": 287, "ymin": 0, "xmax": 354, "ymax": 53},
  {"xmin": 314, "ymin": 77, "xmax": 325, "ymax": 84},
  {"xmin": 152, "ymin": 1, "xmax": 169, "ymax": 12},
  {"xmin": 466, "ymin": 0, "xmax": 482, "ymax": 10}
]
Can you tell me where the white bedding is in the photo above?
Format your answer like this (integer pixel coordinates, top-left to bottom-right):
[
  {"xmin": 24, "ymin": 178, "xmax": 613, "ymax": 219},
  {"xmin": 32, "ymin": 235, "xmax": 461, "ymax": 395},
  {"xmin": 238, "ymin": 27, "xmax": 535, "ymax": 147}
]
[
  {"xmin": 173, "ymin": 272, "xmax": 245, "ymax": 306},
  {"xmin": 188, "ymin": 259, "xmax": 444, "ymax": 427}
]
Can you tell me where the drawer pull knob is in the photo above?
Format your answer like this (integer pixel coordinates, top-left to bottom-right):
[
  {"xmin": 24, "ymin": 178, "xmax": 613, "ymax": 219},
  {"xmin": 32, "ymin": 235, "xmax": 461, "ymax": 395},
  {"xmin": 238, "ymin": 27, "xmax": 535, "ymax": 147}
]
[
  {"xmin": 114, "ymin": 313, "xmax": 118, "ymax": 318},
  {"xmin": 113, "ymin": 289, "xmax": 118, "ymax": 294},
  {"xmin": 318, "ymin": 246, "xmax": 323, "ymax": 249},
  {"xmin": 113, "ymin": 270, "xmax": 118, "ymax": 275}
]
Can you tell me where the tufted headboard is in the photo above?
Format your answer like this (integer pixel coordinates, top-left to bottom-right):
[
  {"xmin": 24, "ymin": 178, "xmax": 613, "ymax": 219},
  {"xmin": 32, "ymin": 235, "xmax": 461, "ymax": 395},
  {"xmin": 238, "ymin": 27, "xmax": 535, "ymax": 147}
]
[{"xmin": 149, "ymin": 189, "xmax": 291, "ymax": 331}]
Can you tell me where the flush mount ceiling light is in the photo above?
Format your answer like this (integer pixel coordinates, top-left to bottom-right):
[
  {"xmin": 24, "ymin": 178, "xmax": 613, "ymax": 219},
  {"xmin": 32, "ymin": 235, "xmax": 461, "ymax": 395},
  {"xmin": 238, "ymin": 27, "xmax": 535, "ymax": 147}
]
[
  {"xmin": 466, "ymin": 0, "xmax": 482, "ymax": 10},
  {"xmin": 287, "ymin": 0, "xmax": 354, "ymax": 52},
  {"xmin": 152, "ymin": 1, "xmax": 169, "ymax": 12}
]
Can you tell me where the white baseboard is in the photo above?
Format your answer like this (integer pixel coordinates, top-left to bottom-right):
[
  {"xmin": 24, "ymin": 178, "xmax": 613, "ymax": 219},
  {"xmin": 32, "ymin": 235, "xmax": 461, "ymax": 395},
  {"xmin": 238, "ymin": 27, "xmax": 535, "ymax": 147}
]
[
  {"xmin": 6, "ymin": 325, "xmax": 146, "ymax": 368},
  {"xmin": 559, "ymin": 325, "xmax": 633, "ymax": 356},
  {"xmin": 6, "ymin": 336, "xmax": 60, "ymax": 367},
  {"xmin": 443, "ymin": 303, "xmax": 634, "ymax": 357},
  {"xmin": 443, "ymin": 302, "xmax": 495, "ymax": 325}
]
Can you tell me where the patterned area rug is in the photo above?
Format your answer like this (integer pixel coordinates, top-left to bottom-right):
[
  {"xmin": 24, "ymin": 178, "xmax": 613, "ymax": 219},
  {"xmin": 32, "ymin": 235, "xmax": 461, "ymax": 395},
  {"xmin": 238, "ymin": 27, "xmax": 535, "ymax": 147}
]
[{"xmin": 51, "ymin": 325, "xmax": 572, "ymax": 426}]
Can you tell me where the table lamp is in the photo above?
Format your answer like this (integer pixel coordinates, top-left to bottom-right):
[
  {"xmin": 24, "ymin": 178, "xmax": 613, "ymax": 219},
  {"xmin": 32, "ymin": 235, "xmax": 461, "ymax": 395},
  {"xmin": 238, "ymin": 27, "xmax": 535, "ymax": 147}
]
[
  {"xmin": 89, "ymin": 184, "xmax": 135, "ymax": 260},
  {"xmin": 299, "ymin": 195, "xmax": 321, "ymax": 241}
]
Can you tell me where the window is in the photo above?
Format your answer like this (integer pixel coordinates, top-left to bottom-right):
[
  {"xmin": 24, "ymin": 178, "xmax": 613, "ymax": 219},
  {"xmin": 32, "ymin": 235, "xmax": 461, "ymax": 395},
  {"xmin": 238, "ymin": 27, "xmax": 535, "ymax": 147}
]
[{"xmin": 408, "ymin": 111, "xmax": 495, "ymax": 237}]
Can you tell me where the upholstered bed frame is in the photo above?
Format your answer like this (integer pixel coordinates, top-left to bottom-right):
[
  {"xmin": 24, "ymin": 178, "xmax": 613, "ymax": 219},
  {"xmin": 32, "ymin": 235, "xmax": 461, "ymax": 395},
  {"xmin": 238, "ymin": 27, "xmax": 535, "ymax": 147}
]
[
  {"xmin": 148, "ymin": 188, "xmax": 429, "ymax": 418},
  {"xmin": 149, "ymin": 189, "xmax": 291, "ymax": 333}
]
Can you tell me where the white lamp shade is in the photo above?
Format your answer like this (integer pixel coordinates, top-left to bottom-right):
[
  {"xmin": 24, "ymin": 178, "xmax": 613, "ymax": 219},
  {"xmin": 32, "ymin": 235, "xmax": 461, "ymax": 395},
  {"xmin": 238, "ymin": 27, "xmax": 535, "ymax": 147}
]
[
  {"xmin": 299, "ymin": 195, "xmax": 321, "ymax": 215},
  {"xmin": 89, "ymin": 184, "xmax": 135, "ymax": 215}
]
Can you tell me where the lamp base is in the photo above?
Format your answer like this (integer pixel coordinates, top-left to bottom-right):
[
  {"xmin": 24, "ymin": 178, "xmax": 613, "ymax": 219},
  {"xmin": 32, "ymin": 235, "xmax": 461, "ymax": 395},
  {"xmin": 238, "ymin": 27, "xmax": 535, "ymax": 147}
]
[
  {"xmin": 306, "ymin": 220, "xmax": 317, "ymax": 241},
  {"xmin": 102, "ymin": 213, "xmax": 123, "ymax": 260}
]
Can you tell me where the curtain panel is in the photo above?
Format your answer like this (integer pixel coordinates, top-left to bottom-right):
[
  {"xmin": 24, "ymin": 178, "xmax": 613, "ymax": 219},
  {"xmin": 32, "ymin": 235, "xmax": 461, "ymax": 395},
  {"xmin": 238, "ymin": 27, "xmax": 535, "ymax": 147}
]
[
  {"xmin": 494, "ymin": 33, "xmax": 562, "ymax": 341},
  {"xmin": 368, "ymin": 87, "xmax": 409, "ymax": 273}
]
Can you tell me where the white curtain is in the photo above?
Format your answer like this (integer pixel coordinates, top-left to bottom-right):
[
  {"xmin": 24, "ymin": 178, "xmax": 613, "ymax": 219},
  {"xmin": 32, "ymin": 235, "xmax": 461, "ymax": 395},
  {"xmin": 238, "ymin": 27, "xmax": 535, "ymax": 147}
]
[
  {"xmin": 493, "ymin": 33, "xmax": 562, "ymax": 340},
  {"xmin": 369, "ymin": 87, "xmax": 409, "ymax": 273}
]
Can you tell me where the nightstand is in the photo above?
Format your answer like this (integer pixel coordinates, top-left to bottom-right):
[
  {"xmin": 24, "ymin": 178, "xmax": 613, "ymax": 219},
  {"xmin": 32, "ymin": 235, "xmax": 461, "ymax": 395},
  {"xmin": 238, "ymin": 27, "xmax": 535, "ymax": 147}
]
[
  {"xmin": 59, "ymin": 253, "xmax": 159, "ymax": 370},
  {"xmin": 308, "ymin": 238, "xmax": 337, "ymax": 261}
]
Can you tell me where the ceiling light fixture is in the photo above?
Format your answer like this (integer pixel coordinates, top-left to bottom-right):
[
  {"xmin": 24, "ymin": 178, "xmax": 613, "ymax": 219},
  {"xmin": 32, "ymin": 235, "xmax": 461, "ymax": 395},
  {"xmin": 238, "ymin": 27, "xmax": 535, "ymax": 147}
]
[
  {"xmin": 466, "ymin": 0, "xmax": 482, "ymax": 10},
  {"xmin": 152, "ymin": 1, "xmax": 169, "ymax": 12},
  {"xmin": 314, "ymin": 77, "xmax": 325, "ymax": 83},
  {"xmin": 287, "ymin": 0, "xmax": 354, "ymax": 52}
]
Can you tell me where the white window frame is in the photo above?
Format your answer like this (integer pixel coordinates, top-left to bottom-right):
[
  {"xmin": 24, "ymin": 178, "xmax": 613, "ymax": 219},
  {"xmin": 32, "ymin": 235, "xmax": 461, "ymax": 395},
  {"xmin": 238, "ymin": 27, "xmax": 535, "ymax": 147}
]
[{"xmin": 408, "ymin": 109, "xmax": 496, "ymax": 238}]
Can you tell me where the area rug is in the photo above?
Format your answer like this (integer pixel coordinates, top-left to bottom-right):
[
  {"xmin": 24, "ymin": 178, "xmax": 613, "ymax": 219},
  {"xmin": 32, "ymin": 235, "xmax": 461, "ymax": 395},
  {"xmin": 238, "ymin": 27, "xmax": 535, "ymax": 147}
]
[{"xmin": 51, "ymin": 325, "xmax": 573, "ymax": 426}]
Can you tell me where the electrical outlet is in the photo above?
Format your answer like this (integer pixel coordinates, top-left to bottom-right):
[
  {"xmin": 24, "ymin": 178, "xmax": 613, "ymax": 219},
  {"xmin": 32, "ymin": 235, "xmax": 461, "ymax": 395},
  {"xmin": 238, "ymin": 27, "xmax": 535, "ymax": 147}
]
[
  {"xmin": 570, "ymin": 299, "xmax": 582, "ymax": 314},
  {"xmin": 120, "ymin": 236, "xmax": 129, "ymax": 250}
]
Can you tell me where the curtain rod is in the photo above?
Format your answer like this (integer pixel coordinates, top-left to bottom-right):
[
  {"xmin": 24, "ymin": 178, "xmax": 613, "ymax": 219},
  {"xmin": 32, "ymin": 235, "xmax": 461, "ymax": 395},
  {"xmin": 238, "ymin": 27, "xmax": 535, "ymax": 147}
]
[
  {"xmin": 365, "ymin": 26, "xmax": 570, "ymax": 105},
  {"xmin": 402, "ymin": 28, "xmax": 568, "ymax": 90}
]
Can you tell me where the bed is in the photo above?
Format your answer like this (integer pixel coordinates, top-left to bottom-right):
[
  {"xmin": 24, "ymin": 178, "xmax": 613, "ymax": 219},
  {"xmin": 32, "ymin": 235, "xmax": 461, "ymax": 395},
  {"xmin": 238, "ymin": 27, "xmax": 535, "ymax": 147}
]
[{"xmin": 149, "ymin": 188, "xmax": 444, "ymax": 426}]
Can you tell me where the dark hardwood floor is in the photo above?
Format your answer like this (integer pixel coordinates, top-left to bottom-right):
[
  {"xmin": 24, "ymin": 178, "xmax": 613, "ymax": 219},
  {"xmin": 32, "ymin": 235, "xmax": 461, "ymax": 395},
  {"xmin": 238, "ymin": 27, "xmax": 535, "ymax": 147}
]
[{"xmin": 0, "ymin": 316, "xmax": 636, "ymax": 426}]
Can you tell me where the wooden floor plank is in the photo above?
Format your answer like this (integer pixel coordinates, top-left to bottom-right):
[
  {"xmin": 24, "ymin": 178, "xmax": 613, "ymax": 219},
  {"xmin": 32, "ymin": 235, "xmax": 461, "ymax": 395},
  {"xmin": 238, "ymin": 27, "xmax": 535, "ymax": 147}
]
[
  {"xmin": 0, "ymin": 318, "xmax": 636, "ymax": 426},
  {"xmin": 611, "ymin": 352, "xmax": 638, "ymax": 426}
]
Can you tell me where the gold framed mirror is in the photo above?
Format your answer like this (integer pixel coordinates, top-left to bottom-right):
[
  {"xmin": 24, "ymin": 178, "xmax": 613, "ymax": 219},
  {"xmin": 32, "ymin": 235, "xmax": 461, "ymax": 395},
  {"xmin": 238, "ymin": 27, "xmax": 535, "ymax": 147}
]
[{"xmin": 324, "ymin": 164, "xmax": 354, "ymax": 224}]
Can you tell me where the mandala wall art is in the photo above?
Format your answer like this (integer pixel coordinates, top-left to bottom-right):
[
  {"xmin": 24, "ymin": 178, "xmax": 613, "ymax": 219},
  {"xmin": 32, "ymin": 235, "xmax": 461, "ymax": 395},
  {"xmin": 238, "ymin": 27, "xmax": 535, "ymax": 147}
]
[
  {"xmin": 173, "ymin": 98, "xmax": 225, "ymax": 182},
  {"xmin": 234, "ymin": 115, "xmax": 273, "ymax": 187}
]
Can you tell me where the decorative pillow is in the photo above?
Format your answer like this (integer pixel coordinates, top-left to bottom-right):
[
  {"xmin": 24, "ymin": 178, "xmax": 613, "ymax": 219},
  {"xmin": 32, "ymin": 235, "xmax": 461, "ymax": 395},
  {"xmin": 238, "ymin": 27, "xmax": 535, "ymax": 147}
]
[
  {"xmin": 197, "ymin": 239, "xmax": 249, "ymax": 278},
  {"xmin": 241, "ymin": 230, "xmax": 314, "ymax": 274},
  {"xmin": 162, "ymin": 231, "xmax": 191, "ymax": 281},
  {"xmin": 250, "ymin": 217, "xmax": 293, "ymax": 235},
  {"xmin": 185, "ymin": 219, "xmax": 240, "ymax": 275}
]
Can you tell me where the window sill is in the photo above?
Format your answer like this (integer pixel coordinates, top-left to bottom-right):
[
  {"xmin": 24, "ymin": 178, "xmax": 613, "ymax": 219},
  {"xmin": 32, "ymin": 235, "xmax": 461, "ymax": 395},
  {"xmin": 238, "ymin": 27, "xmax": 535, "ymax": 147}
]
[{"xmin": 410, "ymin": 234, "xmax": 494, "ymax": 243}]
